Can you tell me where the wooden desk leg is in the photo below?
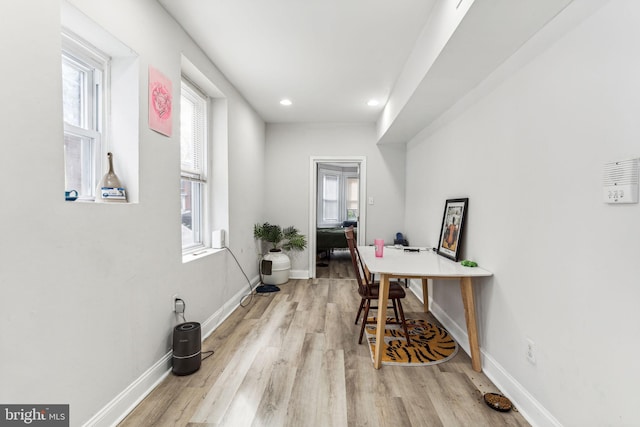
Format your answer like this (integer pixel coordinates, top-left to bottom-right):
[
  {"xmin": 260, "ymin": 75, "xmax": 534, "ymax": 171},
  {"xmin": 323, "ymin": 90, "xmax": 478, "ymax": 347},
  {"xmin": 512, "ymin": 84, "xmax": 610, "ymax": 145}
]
[
  {"xmin": 374, "ymin": 274, "xmax": 390, "ymax": 369},
  {"xmin": 460, "ymin": 277, "xmax": 482, "ymax": 372},
  {"xmin": 422, "ymin": 278, "xmax": 429, "ymax": 313}
]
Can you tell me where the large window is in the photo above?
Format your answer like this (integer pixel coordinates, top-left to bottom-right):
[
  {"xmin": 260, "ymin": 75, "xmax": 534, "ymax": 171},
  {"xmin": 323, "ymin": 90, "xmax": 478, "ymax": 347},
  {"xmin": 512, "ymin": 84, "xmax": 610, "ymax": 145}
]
[
  {"xmin": 180, "ymin": 79, "xmax": 208, "ymax": 251},
  {"xmin": 322, "ymin": 174, "xmax": 339, "ymax": 223},
  {"xmin": 61, "ymin": 31, "xmax": 108, "ymax": 199},
  {"xmin": 317, "ymin": 165, "xmax": 359, "ymax": 227}
]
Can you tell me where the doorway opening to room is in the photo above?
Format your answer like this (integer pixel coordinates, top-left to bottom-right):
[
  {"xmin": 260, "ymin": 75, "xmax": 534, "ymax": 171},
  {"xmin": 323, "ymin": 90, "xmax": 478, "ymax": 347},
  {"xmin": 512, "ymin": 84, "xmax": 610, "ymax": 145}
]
[{"xmin": 309, "ymin": 156, "xmax": 366, "ymax": 279}]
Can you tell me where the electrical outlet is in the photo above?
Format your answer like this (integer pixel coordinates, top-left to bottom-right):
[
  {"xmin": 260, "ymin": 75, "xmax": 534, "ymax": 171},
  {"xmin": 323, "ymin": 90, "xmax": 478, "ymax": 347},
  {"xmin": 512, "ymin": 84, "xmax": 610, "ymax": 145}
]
[
  {"xmin": 171, "ymin": 294, "xmax": 179, "ymax": 312},
  {"xmin": 526, "ymin": 338, "xmax": 536, "ymax": 365}
]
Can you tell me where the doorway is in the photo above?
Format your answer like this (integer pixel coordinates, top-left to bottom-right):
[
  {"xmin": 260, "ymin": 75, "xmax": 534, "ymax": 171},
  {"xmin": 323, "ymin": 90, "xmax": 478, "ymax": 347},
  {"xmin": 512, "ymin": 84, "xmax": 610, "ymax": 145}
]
[{"xmin": 309, "ymin": 156, "xmax": 366, "ymax": 279}]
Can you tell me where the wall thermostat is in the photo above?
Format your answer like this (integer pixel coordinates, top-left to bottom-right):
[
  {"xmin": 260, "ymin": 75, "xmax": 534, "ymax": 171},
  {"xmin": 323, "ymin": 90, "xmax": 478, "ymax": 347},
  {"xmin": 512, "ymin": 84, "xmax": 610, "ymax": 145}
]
[{"xmin": 603, "ymin": 158, "xmax": 639, "ymax": 204}]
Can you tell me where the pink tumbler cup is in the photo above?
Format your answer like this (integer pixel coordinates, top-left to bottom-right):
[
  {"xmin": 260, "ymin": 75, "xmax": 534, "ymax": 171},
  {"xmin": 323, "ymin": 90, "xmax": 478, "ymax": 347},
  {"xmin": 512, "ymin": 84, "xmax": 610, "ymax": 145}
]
[{"xmin": 374, "ymin": 239, "xmax": 384, "ymax": 257}]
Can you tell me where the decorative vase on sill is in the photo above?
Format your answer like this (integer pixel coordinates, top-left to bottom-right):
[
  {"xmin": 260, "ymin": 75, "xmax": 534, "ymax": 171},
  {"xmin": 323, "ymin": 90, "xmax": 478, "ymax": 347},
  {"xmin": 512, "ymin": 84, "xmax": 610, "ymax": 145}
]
[
  {"xmin": 253, "ymin": 222, "xmax": 307, "ymax": 290},
  {"xmin": 97, "ymin": 152, "xmax": 127, "ymax": 202}
]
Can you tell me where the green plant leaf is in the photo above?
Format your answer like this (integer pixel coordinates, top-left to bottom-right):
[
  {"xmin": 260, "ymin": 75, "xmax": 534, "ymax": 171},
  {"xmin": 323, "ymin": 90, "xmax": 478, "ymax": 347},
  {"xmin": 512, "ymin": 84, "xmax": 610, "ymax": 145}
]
[{"xmin": 254, "ymin": 222, "xmax": 307, "ymax": 251}]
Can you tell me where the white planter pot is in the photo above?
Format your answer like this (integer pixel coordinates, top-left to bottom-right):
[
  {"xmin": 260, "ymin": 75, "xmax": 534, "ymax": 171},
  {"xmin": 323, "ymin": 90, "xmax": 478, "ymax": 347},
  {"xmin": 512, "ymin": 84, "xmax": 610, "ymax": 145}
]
[{"xmin": 262, "ymin": 250, "xmax": 291, "ymax": 285}]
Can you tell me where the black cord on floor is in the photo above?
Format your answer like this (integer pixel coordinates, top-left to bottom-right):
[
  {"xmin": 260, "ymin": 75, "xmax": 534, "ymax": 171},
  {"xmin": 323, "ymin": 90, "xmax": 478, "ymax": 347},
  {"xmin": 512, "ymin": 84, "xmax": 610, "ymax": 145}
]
[
  {"xmin": 224, "ymin": 245, "xmax": 269, "ymax": 307},
  {"xmin": 201, "ymin": 350, "xmax": 214, "ymax": 361}
]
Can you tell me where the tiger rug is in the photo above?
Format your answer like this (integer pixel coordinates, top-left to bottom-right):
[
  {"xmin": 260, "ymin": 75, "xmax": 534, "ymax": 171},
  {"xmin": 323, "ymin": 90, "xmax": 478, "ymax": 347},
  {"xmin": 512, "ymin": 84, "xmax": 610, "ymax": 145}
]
[{"xmin": 364, "ymin": 318, "xmax": 458, "ymax": 366}]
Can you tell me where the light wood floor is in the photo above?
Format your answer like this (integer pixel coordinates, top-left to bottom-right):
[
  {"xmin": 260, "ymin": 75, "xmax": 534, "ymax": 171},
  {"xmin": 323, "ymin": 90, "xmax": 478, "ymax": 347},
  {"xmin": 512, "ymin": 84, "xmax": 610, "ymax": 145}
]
[{"xmin": 120, "ymin": 251, "xmax": 530, "ymax": 427}]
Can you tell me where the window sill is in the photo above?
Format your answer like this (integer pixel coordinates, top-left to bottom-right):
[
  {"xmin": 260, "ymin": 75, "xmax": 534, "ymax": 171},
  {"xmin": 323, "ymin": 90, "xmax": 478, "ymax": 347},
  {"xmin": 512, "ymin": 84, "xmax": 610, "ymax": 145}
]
[
  {"xmin": 66, "ymin": 197, "xmax": 127, "ymax": 202},
  {"xmin": 66, "ymin": 198, "xmax": 137, "ymax": 205},
  {"xmin": 182, "ymin": 247, "xmax": 224, "ymax": 263}
]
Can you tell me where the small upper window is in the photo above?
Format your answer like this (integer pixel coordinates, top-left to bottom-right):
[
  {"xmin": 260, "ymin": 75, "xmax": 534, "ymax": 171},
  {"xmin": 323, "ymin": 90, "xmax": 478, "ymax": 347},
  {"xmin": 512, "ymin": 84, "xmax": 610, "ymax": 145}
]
[
  {"xmin": 180, "ymin": 78, "xmax": 208, "ymax": 251},
  {"xmin": 61, "ymin": 31, "xmax": 109, "ymax": 200}
]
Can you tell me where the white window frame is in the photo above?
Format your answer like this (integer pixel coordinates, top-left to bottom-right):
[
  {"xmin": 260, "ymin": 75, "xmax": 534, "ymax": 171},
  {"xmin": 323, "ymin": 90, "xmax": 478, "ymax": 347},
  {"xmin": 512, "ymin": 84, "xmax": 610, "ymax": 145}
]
[
  {"xmin": 180, "ymin": 78, "xmax": 209, "ymax": 253},
  {"xmin": 317, "ymin": 166, "xmax": 359, "ymax": 228},
  {"xmin": 61, "ymin": 30, "xmax": 109, "ymax": 200},
  {"xmin": 345, "ymin": 174, "xmax": 359, "ymax": 221},
  {"xmin": 321, "ymin": 172, "xmax": 340, "ymax": 225}
]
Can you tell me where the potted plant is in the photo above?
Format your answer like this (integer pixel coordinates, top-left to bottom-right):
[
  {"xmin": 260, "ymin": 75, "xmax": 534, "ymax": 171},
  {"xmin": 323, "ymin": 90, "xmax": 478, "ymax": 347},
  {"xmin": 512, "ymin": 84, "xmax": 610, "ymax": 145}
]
[{"xmin": 254, "ymin": 222, "xmax": 307, "ymax": 289}]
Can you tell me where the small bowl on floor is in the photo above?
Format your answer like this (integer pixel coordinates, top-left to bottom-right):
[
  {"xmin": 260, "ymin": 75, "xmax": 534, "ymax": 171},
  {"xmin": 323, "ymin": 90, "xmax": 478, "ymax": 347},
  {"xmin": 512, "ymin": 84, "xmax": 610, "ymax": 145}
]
[{"xmin": 483, "ymin": 393, "xmax": 512, "ymax": 412}]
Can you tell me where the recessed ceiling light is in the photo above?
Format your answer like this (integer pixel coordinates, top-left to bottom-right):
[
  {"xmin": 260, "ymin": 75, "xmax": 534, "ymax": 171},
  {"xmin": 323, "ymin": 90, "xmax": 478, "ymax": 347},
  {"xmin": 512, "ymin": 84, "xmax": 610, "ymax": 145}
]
[
  {"xmin": 280, "ymin": 99, "xmax": 292, "ymax": 106},
  {"xmin": 367, "ymin": 99, "xmax": 380, "ymax": 107}
]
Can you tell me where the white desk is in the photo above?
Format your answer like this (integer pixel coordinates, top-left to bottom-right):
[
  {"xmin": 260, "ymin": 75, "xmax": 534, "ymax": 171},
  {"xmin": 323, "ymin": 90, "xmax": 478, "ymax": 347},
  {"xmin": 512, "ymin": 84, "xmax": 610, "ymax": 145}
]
[{"xmin": 358, "ymin": 246, "xmax": 492, "ymax": 371}]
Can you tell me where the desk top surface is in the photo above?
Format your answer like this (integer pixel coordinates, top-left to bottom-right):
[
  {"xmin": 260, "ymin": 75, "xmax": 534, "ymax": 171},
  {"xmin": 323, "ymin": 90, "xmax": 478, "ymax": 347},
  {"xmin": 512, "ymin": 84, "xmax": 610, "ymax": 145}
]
[{"xmin": 358, "ymin": 246, "xmax": 492, "ymax": 278}]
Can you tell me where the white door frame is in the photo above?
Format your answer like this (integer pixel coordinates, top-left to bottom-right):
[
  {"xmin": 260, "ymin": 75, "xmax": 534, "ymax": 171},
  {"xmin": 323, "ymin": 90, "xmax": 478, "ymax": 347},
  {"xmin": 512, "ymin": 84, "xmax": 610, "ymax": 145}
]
[{"xmin": 309, "ymin": 156, "xmax": 367, "ymax": 279}]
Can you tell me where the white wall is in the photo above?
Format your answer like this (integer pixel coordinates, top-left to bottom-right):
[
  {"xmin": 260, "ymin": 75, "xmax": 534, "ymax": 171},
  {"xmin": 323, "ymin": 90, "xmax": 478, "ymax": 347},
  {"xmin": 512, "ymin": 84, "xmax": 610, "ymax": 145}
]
[
  {"xmin": 0, "ymin": 0, "xmax": 265, "ymax": 425},
  {"xmin": 404, "ymin": 1, "xmax": 640, "ymax": 426},
  {"xmin": 265, "ymin": 123, "xmax": 406, "ymax": 275}
]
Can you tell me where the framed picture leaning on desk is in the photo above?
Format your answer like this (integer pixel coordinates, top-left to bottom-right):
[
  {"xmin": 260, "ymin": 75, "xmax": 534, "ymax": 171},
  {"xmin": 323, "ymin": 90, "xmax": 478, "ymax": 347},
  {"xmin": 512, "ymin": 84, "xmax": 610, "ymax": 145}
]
[{"xmin": 437, "ymin": 198, "xmax": 468, "ymax": 261}]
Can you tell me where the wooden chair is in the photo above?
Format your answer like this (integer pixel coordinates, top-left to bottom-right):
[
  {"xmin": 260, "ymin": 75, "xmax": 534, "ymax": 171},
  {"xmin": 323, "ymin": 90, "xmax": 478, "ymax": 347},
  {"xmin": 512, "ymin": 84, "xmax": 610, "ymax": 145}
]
[{"xmin": 344, "ymin": 227, "xmax": 411, "ymax": 345}]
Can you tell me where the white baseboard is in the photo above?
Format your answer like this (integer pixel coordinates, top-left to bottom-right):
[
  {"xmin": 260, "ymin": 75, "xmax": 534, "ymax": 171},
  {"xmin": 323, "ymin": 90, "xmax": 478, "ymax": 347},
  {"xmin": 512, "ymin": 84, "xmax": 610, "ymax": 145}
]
[
  {"xmin": 82, "ymin": 354, "xmax": 172, "ymax": 427},
  {"xmin": 290, "ymin": 269, "xmax": 309, "ymax": 279},
  {"xmin": 478, "ymin": 349, "xmax": 563, "ymax": 427},
  {"xmin": 89, "ymin": 278, "xmax": 560, "ymax": 427},
  {"xmin": 83, "ymin": 279, "xmax": 260, "ymax": 427},
  {"xmin": 407, "ymin": 285, "xmax": 562, "ymax": 427}
]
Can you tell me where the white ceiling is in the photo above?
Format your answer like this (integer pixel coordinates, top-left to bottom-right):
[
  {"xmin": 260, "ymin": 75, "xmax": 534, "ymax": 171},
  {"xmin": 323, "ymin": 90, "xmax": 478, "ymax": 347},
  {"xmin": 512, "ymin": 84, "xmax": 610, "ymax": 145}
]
[
  {"xmin": 158, "ymin": 0, "xmax": 437, "ymax": 123},
  {"xmin": 158, "ymin": 0, "xmax": 577, "ymax": 141}
]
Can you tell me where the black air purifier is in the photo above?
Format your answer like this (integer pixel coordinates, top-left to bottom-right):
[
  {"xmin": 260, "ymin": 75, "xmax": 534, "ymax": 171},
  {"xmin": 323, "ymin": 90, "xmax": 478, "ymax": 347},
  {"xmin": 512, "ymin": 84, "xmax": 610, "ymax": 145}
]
[{"xmin": 172, "ymin": 322, "xmax": 201, "ymax": 375}]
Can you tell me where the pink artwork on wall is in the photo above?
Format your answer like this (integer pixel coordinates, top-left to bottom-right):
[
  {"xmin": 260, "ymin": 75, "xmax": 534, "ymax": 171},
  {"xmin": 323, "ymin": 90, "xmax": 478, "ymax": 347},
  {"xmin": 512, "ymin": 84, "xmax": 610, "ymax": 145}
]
[{"xmin": 149, "ymin": 66, "xmax": 173, "ymax": 137}]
